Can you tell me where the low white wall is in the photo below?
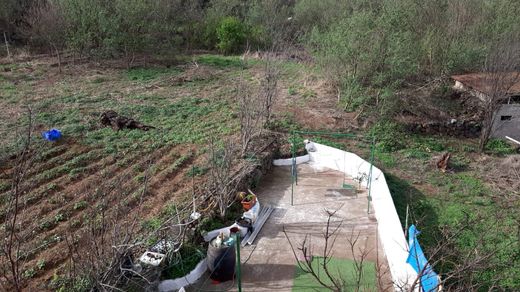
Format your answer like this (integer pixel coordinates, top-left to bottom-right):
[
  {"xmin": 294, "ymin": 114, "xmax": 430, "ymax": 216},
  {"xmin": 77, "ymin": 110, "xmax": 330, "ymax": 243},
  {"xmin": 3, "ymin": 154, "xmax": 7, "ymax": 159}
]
[
  {"xmin": 273, "ymin": 154, "xmax": 310, "ymax": 166},
  {"xmin": 309, "ymin": 142, "xmax": 417, "ymax": 290},
  {"xmin": 158, "ymin": 258, "xmax": 207, "ymax": 291}
]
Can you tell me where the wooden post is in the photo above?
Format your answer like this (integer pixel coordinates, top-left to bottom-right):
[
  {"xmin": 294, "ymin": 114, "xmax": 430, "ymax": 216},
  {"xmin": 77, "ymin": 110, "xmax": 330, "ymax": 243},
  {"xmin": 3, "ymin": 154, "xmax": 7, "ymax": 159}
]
[{"xmin": 3, "ymin": 32, "xmax": 10, "ymax": 59}]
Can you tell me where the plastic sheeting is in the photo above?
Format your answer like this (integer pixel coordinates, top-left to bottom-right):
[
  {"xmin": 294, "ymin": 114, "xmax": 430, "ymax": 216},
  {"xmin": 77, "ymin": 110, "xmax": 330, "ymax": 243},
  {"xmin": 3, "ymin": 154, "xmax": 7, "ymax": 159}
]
[
  {"xmin": 42, "ymin": 129, "xmax": 62, "ymax": 141},
  {"xmin": 406, "ymin": 225, "xmax": 439, "ymax": 292}
]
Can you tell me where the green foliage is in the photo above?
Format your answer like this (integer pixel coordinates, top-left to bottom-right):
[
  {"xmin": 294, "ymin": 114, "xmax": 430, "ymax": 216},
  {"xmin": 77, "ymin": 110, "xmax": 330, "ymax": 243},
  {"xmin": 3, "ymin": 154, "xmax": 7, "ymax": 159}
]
[
  {"xmin": 23, "ymin": 267, "xmax": 36, "ymax": 279},
  {"xmin": 216, "ymin": 17, "xmax": 247, "ymax": 54},
  {"xmin": 485, "ymin": 139, "xmax": 515, "ymax": 155},
  {"xmin": 370, "ymin": 122, "xmax": 406, "ymax": 152},
  {"xmin": 142, "ymin": 217, "xmax": 162, "ymax": 231},
  {"xmin": 126, "ymin": 67, "xmax": 181, "ymax": 81},
  {"xmin": 73, "ymin": 201, "xmax": 88, "ymax": 211},
  {"xmin": 186, "ymin": 166, "xmax": 208, "ymax": 177},
  {"xmin": 55, "ymin": 0, "xmax": 181, "ymax": 56},
  {"xmin": 196, "ymin": 55, "xmax": 244, "ymax": 68},
  {"xmin": 266, "ymin": 112, "xmax": 299, "ymax": 132},
  {"xmin": 198, "ymin": 202, "xmax": 243, "ymax": 235},
  {"xmin": 375, "ymin": 151, "xmax": 397, "ymax": 168},
  {"xmin": 163, "ymin": 244, "xmax": 205, "ymax": 279}
]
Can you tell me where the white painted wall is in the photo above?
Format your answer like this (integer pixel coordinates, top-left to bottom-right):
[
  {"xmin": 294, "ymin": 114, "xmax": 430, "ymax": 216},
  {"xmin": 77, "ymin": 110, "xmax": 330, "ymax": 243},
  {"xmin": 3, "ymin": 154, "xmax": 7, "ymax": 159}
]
[
  {"xmin": 308, "ymin": 142, "xmax": 418, "ymax": 290},
  {"xmin": 273, "ymin": 154, "xmax": 310, "ymax": 166}
]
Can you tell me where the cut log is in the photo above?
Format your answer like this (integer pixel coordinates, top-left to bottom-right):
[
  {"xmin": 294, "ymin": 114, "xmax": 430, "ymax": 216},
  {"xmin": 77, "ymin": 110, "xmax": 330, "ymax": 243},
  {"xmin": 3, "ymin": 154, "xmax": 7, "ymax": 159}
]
[{"xmin": 100, "ymin": 110, "xmax": 155, "ymax": 131}]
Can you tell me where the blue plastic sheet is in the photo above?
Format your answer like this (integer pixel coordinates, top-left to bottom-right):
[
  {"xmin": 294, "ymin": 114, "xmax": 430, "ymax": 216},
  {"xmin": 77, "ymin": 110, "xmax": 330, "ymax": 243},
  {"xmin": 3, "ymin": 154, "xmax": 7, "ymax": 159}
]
[
  {"xmin": 42, "ymin": 129, "xmax": 62, "ymax": 142},
  {"xmin": 406, "ymin": 225, "xmax": 439, "ymax": 292}
]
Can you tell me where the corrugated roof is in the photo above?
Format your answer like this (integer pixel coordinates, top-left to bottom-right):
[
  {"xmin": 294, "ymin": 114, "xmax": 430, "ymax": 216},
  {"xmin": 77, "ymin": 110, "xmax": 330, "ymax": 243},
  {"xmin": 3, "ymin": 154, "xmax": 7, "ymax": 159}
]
[{"xmin": 452, "ymin": 72, "xmax": 520, "ymax": 95}]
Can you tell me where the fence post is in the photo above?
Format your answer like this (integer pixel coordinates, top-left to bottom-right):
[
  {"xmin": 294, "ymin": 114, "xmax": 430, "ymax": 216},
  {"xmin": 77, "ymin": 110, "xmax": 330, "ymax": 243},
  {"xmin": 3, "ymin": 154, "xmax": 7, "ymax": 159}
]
[{"xmin": 234, "ymin": 232, "xmax": 242, "ymax": 292}]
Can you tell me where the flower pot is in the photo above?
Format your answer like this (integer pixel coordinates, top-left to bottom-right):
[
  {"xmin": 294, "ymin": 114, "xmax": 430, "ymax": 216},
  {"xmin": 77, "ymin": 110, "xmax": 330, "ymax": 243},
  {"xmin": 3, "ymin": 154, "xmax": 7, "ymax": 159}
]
[{"xmin": 241, "ymin": 197, "xmax": 256, "ymax": 211}]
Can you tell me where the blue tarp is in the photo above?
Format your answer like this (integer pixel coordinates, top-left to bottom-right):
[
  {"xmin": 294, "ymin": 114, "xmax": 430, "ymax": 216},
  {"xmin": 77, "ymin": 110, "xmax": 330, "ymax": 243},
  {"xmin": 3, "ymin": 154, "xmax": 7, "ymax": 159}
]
[
  {"xmin": 406, "ymin": 225, "xmax": 439, "ymax": 292},
  {"xmin": 42, "ymin": 129, "xmax": 62, "ymax": 142}
]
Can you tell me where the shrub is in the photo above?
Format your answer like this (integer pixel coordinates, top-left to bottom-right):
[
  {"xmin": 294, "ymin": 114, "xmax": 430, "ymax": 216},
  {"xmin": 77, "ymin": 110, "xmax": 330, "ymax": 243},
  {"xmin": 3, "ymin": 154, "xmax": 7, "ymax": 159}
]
[
  {"xmin": 485, "ymin": 139, "xmax": 515, "ymax": 155},
  {"xmin": 216, "ymin": 17, "xmax": 247, "ymax": 54},
  {"xmin": 370, "ymin": 121, "xmax": 406, "ymax": 152}
]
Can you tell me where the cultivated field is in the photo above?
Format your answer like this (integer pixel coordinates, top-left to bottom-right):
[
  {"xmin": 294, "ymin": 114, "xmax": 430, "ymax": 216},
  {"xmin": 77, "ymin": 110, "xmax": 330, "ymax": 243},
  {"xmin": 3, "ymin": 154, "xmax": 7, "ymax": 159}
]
[
  {"xmin": 1, "ymin": 53, "xmax": 518, "ymax": 290},
  {"xmin": 0, "ymin": 53, "xmax": 348, "ymax": 290},
  {"xmin": 0, "ymin": 55, "xmax": 244, "ymax": 289}
]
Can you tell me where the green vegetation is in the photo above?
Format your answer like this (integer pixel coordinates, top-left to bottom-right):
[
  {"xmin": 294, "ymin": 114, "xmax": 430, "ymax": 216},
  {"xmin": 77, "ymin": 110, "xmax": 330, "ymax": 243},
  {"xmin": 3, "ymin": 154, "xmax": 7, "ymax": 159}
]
[
  {"xmin": 292, "ymin": 257, "xmax": 376, "ymax": 291},
  {"xmin": 126, "ymin": 67, "xmax": 182, "ymax": 81},
  {"xmin": 198, "ymin": 201, "xmax": 243, "ymax": 236},
  {"xmin": 379, "ymin": 132, "xmax": 519, "ymax": 289},
  {"xmin": 1, "ymin": 0, "xmax": 519, "ymax": 290},
  {"xmin": 163, "ymin": 244, "xmax": 205, "ymax": 279},
  {"xmin": 216, "ymin": 17, "xmax": 247, "ymax": 54},
  {"xmin": 485, "ymin": 139, "xmax": 516, "ymax": 155}
]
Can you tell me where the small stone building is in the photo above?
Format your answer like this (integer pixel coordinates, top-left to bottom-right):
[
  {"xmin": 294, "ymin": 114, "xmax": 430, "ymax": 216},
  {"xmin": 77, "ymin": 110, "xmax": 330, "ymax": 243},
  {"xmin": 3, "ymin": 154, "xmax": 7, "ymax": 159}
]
[{"xmin": 452, "ymin": 73, "xmax": 520, "ymax": 140}]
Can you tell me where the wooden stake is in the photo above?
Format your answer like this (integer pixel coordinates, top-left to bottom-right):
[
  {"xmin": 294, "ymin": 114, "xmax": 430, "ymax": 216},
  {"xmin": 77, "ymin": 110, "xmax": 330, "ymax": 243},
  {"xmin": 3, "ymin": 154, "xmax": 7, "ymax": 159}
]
[{"xmin": 3, "ymin": 32, "xmax": 10, "ymax": 59}]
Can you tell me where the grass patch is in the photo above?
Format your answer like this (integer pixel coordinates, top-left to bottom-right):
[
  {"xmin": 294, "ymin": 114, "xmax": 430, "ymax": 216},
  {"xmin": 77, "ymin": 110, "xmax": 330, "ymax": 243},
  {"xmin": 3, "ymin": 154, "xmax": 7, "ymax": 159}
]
[
  {"xmin": 196, "ymin": 55, "xmax": 245, "ymax": 68},
  {"xmin": 485, "ymin": 139, "xmax": 516, "ymax": 155},
  {"xmin": 292, "ymin": 257, "xmax": 376, "ymax": 291},
  {"xmin": 126, "ymin": 66, "xmax": 181, "ymax": 81}
]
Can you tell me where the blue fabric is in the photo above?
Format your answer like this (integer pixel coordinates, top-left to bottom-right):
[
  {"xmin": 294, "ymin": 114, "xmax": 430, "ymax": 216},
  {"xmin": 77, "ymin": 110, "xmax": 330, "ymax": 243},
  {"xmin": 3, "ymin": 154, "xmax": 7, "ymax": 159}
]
[
  {"xmin": 406, "ymin": 225, "xmax": 439, "ymax": 292},
  {"xmin": 42, "ymin": 129, "xmax": 62, "ymax": 141}
]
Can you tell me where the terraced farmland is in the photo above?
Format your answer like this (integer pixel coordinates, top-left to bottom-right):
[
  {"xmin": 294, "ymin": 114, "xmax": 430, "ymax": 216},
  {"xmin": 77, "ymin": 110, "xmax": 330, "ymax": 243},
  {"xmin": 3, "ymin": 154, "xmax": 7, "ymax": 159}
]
[{"xmin": 0, "ymin": 55, "xmax": 247, "ymax": 289}]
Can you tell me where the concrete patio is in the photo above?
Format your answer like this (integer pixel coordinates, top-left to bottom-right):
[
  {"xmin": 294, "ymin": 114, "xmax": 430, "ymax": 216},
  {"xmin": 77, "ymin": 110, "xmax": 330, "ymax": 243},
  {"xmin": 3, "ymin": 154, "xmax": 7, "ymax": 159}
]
[{"xmin": 189, "ymin": 162, "xmax": 392, "ymax": 291}]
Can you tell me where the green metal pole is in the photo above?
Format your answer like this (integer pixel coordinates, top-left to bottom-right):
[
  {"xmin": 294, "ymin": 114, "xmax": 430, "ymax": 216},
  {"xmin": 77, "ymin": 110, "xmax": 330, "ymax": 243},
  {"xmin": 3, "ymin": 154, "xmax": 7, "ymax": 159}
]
[
  {"xmin": 234, "ymin": 232, "xmax": 242, "ymax": 292},
  {"xmin": 291, "ymin": 131, "xmax": 298, "ymax": 185},
  {"xmin": 291, "ymin": 131, "xmax": 295, "ymax": 206}
]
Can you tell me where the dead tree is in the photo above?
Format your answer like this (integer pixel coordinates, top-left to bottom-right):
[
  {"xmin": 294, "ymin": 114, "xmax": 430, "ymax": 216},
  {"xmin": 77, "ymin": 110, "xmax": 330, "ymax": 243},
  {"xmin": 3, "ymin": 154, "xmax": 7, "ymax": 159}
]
[
  {"xmin": 0, "ymin": 108, "xmax": 35, "ymax": 292},
  {"xmin": 24, "ymin": 1, "xmax": 66, "ymax": 73},
  {"xmin": 478, "ymin": 36, "xmax": 520, "ymax": 152},
  {"xmin": 283, "ymin": 208, "xmax": 385, "ymax": 292},
  {"xmin": 64, "ymin": 157, "xmax": 161, "ymax": 291},
  {"xmin": 237, "ymin": 72, "xmax": 263, "ymax": 157},
  {"xmin": 260, "ymin": 51, "xmax": 279, "ymax": 127},
  {"xmin": 205, "ymin": 138, "xmax": 238, "ymax": 218}
]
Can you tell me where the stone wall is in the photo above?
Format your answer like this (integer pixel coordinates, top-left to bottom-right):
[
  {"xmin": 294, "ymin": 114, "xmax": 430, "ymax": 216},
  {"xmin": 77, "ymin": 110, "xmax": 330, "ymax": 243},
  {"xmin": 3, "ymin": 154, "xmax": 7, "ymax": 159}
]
[{"xmin": 405, "ymin": 120, "xmax": 481, "ymax": 137}]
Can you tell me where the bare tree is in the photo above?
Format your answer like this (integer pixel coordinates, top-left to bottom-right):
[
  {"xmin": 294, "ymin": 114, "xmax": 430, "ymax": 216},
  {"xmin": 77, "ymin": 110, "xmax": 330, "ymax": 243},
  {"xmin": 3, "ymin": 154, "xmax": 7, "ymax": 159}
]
[
  {"xmin": 283, "ymin": 208, "xmax": 385, "ymax": 292},
  {"xmin": 236, "ymin": 72, "xmax": 263, "ymax": 157},
  {"xmin": 478, "ymin": 35, "xmax": 520, "ymax": 152},
  {"xmin": 237, "ymin": 51, "xmax": 279, "ymax": 156},
  {"xmin": 205, "ymin": 138, "xmax": 238, "ymax": 218},
  {"xmin": 24, "ymin": 1, "xmax": 67, "ymax": 72},
  {"xmin": 0, "ymin": 108, "xmax": 34, "ymax": 292},
  {"xmin": 260, "ymin": 51, "xmax": 279, "ymax": 127}
]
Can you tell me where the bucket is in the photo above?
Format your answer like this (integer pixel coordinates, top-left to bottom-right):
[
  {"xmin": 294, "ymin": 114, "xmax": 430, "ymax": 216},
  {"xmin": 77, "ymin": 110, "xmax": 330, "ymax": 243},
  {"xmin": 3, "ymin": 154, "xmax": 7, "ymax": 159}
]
[{"xmin": 207, "ymin": 239, "xmax": 236, "ymax": 282}]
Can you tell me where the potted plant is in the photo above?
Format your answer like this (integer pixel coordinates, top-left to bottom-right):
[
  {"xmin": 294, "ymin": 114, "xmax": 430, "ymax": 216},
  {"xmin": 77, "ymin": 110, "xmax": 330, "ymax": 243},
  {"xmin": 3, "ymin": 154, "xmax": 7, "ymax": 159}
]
[{"xmin": 239, "ymin": 191, "xmax": 257, "ymax": 211}]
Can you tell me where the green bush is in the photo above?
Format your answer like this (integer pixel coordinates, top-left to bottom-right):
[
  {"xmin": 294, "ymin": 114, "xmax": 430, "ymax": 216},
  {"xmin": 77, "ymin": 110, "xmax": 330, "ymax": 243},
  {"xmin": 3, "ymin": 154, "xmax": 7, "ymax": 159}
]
[
  {"xmin": 216, "ymin": 17, "xmax": 247, "ymax": 54},
  {"xmin": 485, "ymin": 139, "xmax": 515, "ymax": 155},
  {"xmin": 370, "ymin": 122, "xmax": 406, "ymax": 152}
]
